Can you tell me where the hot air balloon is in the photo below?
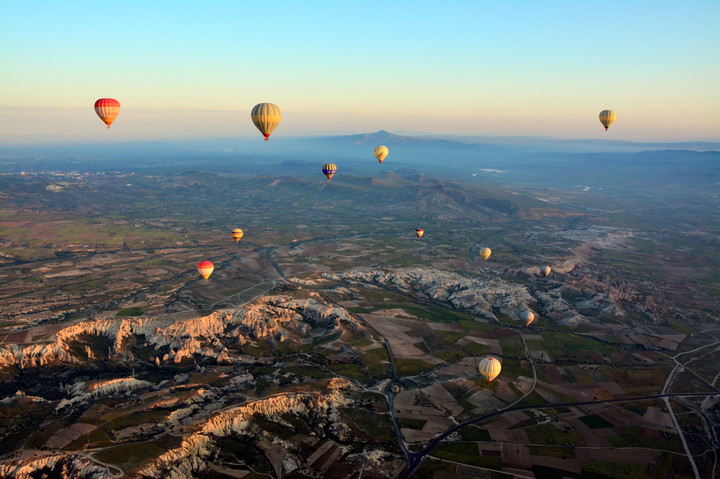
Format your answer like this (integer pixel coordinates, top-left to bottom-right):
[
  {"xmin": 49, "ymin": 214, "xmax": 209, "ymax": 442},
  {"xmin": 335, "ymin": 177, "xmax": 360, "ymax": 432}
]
[
  {"xmin": 479, "ymin": 247, "xmax": 492, "ymax": 261},
  {"xmin": 478, "ymin": 357, "xmax": 502, "ymax": 383},
  {"xmin": 415, "ymin": 228, "xmax": 424, "ymax": 238},
  {"xmin": 599, "ymin": 110, "xmax": 616, "ymax": 131},
  {"xmin": 374, "ymin": 145, "xmax": 389, "ymax": 164},
  {"xmin": 231, "ymin": 229, "xmax": 244, "ymax": 243},
  {"xmin": 322, "ymin": 163, "xmax": 337, "ymax": 181},
  {"xmin": 197, "ymin": 260, "xmax": 214, "ymax": 281},
  {"xmin": 94, "ymin": 98, "xmax": 121, "ymax": 129},
  {"xmin": 520, "ymin": 310, "xmax": 535, "ymax": 327},
  {"xmin": 540, "ymin": 265, "xmax": 551, "ymax": 277},
  {"xmin": 251, "ymin": 103, "xmax": 282, "ymax": 141}
]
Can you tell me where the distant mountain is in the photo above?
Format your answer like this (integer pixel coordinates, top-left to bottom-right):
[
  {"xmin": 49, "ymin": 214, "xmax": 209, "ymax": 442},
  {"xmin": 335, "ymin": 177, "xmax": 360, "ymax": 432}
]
[
  {"xmin": 315, "ymin": 129, "xmax": 481, "ymax": 147},
  {"xmin": 306, "ymin": 130, "xmax": 720, "ymax": 154}
]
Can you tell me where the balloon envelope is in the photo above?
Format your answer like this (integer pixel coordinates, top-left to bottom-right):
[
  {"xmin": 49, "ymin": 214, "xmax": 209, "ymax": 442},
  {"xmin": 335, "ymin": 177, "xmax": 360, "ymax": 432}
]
[
  {"xmin": 374, "ymin": 145, "xmax": 389, "ymax": 163},
  {"xmin": 94, "ymin": 98, "xmax": 121, "ymax": 129},
  {"xmin": 479, "ymin": 247, "xmax": 492, "ymax": 261},
  {"xmin": 478, "ymin": 357, "xmax": 502, "ymax": 382},
  {"xmin": 197, "ymin": 260, "xmax": 214, "ymax": 280},
  {"xmin": 415, "ymin": 228, "xmax": 424, "ymax": 238},
  {"xmin": 322, "ymin": 163, "xmax": 337, "ymax": 181},
  {"xmin": 231, "ymin": 228, "xmax": 244, "ymax": 243},
  {"xmin": 599, "ymin": 110, "xmax": 616, "ymax": 130},
  {"xmin": 540, "ymin": 265, "xmax": 551, "ymax": 277},
  {"xmin": 520, "ymin": 310, "xmax": 535, "ymax": 327},
  {"xmin": 251, "ymin": 103, "xmax": 282, "ymax": 140}
]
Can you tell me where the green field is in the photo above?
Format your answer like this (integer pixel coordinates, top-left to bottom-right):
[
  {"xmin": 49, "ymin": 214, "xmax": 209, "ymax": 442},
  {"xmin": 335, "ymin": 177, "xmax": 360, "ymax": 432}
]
[
  {"xmin": 432, "ymin": 443, "xmax": 502, "ymax": 469},
  {"xmin": 525, "ymin": 422, "xmax": 584, "ymax": 447},
  {"xmin": 395, "ymin": 358, "xmax": 436, "ymax": 377},
  {"xmin": 578, "ymin": 414, "xmax": 614, "ymax": 429},
  {"xmin": 93, "ymin": 435, "xmax": 183, "ymax": 472}
]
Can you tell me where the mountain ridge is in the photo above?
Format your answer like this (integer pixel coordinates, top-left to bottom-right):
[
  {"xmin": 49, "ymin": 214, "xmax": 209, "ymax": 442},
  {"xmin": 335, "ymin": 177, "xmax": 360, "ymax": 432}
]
[{"xmin": 304, "ymin": 129, "xmax": 720, "ymax": 153}]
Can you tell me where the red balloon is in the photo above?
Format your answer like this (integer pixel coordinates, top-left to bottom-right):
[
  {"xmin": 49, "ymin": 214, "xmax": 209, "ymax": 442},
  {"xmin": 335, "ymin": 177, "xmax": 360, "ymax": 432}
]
[{"xmin": 94, "ymin": 98, "xmax": 121, "ymax": 129}]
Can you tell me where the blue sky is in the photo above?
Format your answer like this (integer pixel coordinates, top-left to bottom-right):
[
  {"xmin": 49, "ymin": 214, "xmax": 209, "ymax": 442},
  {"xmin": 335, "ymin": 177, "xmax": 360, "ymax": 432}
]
[{"xmin": 1, "ymin": 0, "xmax": 718, "ymax": 142}]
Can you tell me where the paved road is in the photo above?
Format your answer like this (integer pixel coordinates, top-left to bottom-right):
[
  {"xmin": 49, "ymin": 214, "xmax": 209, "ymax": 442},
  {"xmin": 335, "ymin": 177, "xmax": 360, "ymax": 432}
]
[{"xmin": 658, "ymin": 338, "xmax": 720, "ymax": 479}]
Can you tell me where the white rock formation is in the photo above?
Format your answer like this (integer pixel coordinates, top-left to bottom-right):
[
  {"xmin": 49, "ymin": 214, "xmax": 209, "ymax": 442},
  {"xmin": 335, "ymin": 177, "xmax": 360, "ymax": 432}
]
[
  {"xmin": 576, "ymin": 293, "xmax": 625, "ymax": 317},
  {"xmin": 0, "ymin": 390, "xmax": 47, "ymax": 404},
  {"xmin": 1, "ymin": 295, "xmax": 364, "ymax": 370},
  {"xmin": 56, "ymin": 377, "xmax": 151, "ymax": 410},
  {"xmin": 0, "ymin": 343, "xmax": 75, "ymax": 369},
  {"xmin": 324, "ymin": 267, "xmax": 534, "ymax": 322},
  {"xmin": 0, "ymin": 453, "xmax": 108, "ymax": 479},
  {"xmin": 139, "ymin": 391, "xmax": 352, "ymax": 478}
]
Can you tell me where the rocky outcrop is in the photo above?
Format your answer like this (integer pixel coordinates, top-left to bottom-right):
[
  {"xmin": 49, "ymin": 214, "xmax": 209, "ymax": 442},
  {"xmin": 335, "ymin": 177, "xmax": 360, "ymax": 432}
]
[
  {"xmin": 325, "ymin": 267, "xmax": 535, "ymax": 322},
  {"xmin": 0, "ymin": 390, "xmax": 48, "ymax": 404},
  {"xmin": 576, "ymin": 293, "xmax": 625, "ymax": 317},
  {"xmin": 325, "ymin": 267, "xmax": 597, "ymax": 328},
  {"xmin": 140, "ymin": 391, "xmax": 352, "ymax": 478},
  {"xmin": 56, "ymin": 377, "xmax": 151, "ymax": 410},
  {"xmin": 0, "ymin": 343, "xmax": 75, "ymax": 369},
  {"xmin": 532, "ymin": 289, "xmax": 587, "ymax": 325},
  {"xmin": 0, "ymin": 296, "xmax": 364, "ymax": 370},
  {"xmin": 345, "ymin": 448, "xmax": 400, "ymax": 478},
  {"xmin": 0, "ymin": 453, "xmax": 109, "ymax": 479}
]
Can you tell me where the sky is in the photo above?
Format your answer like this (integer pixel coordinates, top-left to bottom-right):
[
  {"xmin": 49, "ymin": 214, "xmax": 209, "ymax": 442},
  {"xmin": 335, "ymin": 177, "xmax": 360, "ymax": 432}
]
[{"xmin": 1, "ymin": 0, "xmax": 719, "ymax": 143}]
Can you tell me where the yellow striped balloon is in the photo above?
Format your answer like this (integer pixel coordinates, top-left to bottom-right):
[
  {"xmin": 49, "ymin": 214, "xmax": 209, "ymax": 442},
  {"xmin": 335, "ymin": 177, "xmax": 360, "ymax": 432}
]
[
  {"xmin": 231, "ymin": 228, "xmax": 244, "ymax": 243},
  {"xmin": 374, "ymin": 145, "xmax": 389, "ymax": 164},
  {"xmin": 251, "ymin": 103, "xmax": 282, "ymax": 140},
  {"xmin": 599, "ymin": 110, "xmax": 616, "ymax": 131},
  {"xmin": 478, "ymin": 356, "xmax": 502, "ymax": 382},
  {"xmin": 479, "ymin": 247, "xmax": 492, "ymax": 261}
]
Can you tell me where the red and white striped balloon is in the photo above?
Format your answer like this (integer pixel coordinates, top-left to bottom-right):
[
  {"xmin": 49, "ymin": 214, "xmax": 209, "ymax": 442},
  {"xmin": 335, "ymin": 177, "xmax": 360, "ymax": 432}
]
[
  {"xmin": 94, "ymin": 98, "xmax": 121, "ymax": 129},
  {"xmin": 197, "ymin": 260, "xmax": 214, "ymax": 281}
]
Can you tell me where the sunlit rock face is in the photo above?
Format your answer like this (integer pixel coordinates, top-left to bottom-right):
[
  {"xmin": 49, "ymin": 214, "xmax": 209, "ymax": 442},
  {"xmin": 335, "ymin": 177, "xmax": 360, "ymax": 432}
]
[
  {"xmin": 233, "ymin": 295, "xmax": 356, "ymax": 344},
  {"xmin": 326, "ymin": 267, "xmax": 540, "ymax": 321},
  {"xmin": 325, "ymin": 267, "xmax": 600, "ymax": 327},
  {"xmin": 139, "ymin": 391, "xmax": 353, "ymax": 478},
  {"xmin": 0, "ymin": 390, "xmax": 47, "ymax": 404},
  {"xmin": 0, "ymin": 342, "xmax": 75, "ymax": 368},
  {"xmin": 56, "ymin": 377, "xmax": 151, "ymax": 410},
  {"xmin": 326, "ymin": 267, "xmax": 521, "ymax": 320},
  {"xmin": 0, "ymin": 453, "xmax": 109, "ymax": 479},
  {"xmin": 0, "ymin": 295, "xmax": 363, "ymax": 370}
]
